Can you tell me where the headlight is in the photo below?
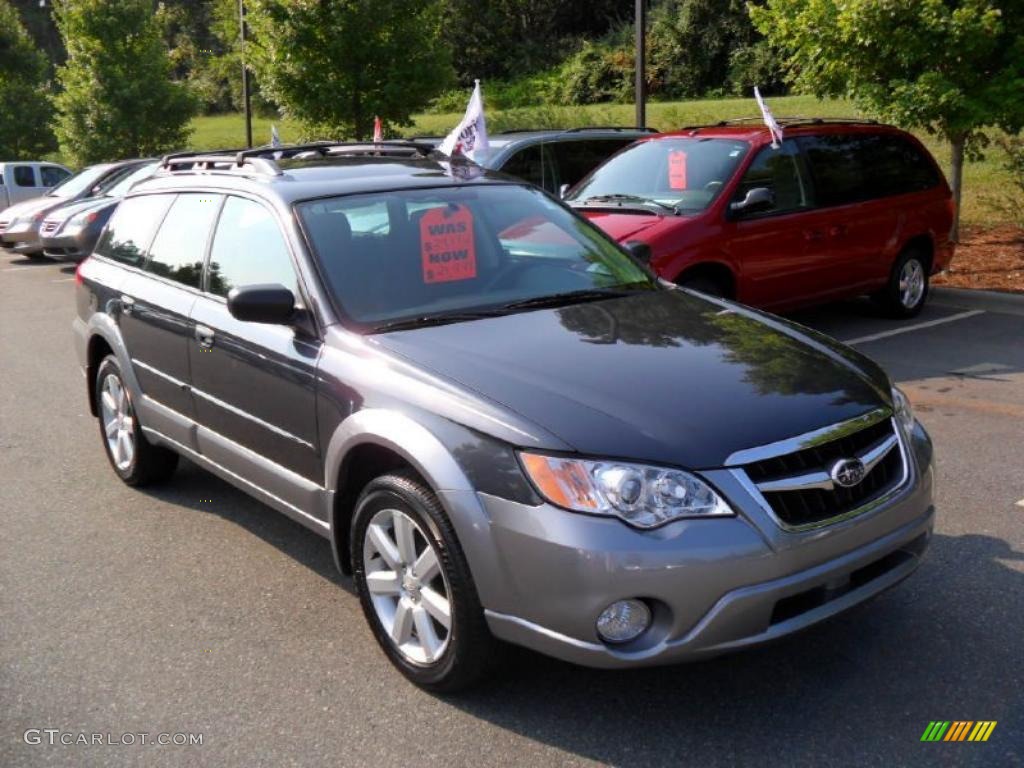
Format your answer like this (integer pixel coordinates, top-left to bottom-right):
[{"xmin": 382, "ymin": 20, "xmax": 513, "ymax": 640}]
[
  {"xmin": 891, "ymin": 386, "xmax": 915, "ymax": 434},
  {"xmin": 68, "ymin": 211, "xmax": 98, "ymax": 228},
  {"xmin": 519, "ymin": 452, "xmax": 733, "ymax": 528}
]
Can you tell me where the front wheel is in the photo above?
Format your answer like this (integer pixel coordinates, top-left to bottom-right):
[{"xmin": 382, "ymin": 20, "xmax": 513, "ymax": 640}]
[
  {"xmin": 352, "ymin": 471, "xmax": 494, "ymax": 692},
  {"xmin": 874, "ymin": 249, "xmax": 930, "ymax": 318},
  {"xmin": 95, "ymin": 355, "xmax": 178, "ymax": 485}
]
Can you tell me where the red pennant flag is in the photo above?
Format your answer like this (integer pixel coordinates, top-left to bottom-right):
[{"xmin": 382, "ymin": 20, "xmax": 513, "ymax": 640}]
[{"xmin": 373, "ymin": 116, "xmax": 383, "ymax": 143}]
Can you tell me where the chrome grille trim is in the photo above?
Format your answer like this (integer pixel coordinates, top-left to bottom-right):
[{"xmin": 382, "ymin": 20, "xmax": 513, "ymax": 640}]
[{"xmin": 755, "ymin": 432, "xmax": 898, "ymax": 494}]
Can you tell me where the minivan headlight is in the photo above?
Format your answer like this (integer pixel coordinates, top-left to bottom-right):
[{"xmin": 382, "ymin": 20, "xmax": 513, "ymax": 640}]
[
  {"xmin": 519, "ymin": 452, "xmax": 733, "ymax": 529},
  {"xmin": 891, "ymin": 386, "xmax": 915, "ymax": 434}
]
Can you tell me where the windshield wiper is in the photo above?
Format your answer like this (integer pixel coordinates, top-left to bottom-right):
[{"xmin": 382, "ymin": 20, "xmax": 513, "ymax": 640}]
[
  {"xmin": 371, "ymin": 309, "xmax": 507, "ymax": 333},
  {"xmin": 495, "ymin": 288, "xmax": 635, "ymax": 312},
  {"xmin": 573, "ymin": 194, "xmax": 676, "ymax": 214}
]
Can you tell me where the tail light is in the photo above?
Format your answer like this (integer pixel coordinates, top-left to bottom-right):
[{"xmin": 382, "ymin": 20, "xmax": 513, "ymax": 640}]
[{"xmin": 74, "ymin": 257, "xmax": 89, "ymax": 286}]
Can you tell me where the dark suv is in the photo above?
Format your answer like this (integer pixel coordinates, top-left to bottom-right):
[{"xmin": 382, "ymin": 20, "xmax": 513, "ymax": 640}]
[{"xmin": 74, "ymin": 142, "xmax": 935, "ymax": 691}]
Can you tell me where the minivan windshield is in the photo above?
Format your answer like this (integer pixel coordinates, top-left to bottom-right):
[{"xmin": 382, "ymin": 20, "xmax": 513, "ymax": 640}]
[
  {"xmin": 570, "ymin": 138, "xmax": 750, "ymax": 214},
  {"xmin": 47, "ymin": 165, "xmax": 111, "ymax": 199},
  {"xmin": 297, "ymin": 184, "xmax": 657, "ymax": 330}
]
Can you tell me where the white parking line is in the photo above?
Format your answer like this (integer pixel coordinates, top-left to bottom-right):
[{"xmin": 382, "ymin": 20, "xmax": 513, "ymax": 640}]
[
  {"xmin": 841, "ymin": 310, "xmax": 985, "ymax": 345},
  {"xmin": 1016, "ymin": 499, "xmax": 1024, "ymax": 508},
  {"xmin": 51, "ymin": 277, "xmax": 75, "ymax": 283},
  {"xmin": 1, "ymin": 266, "xmax": 39, "ymax": 272}
]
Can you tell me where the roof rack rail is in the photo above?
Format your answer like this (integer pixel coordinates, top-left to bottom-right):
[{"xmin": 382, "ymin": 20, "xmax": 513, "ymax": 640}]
[
  {"xmin": 159, "ymin": 152, "xmax": 283, "ymax": 177},
  {"xmin": 679, "ymin": 116, "xmax": 880, "ymax": 132},
  {"xmin": 563, "ymin": 125, "xmax": 659, "ymax": 133}
]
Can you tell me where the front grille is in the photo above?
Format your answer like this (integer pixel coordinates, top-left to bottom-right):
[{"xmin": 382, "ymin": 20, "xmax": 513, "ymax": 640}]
[
  {"xmin": 41, "ymin": 220, "xmax": 59, "ymax": 235},
  {"xmin": 744, "ymin": 418, "xmax": 905, "ymax": 529},
  {"xmin": 0, "ymin": 219, "xmax": 10, "ymax": 231}
]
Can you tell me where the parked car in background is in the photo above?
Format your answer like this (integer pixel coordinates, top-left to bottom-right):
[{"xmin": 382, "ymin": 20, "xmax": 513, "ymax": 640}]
[
  {"xmin": 41, "ymin": 160, "xmax": 159, "ymax": 262},
  {"xmin": 74, "ymin": 142, "xmax": 934, "ymax": 691},
  {"xmin": 567, "ymin": 119, "xmax": 955, "ymax": 317},
  {"xmin": 0, "ymin": 161, "xmax": 72, "ymax": 209},
  {"xmin": 0, "ymin": 160, "xmax": 145, "ymax": 258},
  {"xmin": 418, "ymin": 127, "xmax": 655, "ymax": 195}
]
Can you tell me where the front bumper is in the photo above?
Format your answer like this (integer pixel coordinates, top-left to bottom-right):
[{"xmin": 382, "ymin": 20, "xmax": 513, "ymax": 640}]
[
  {"xmin": 1, "ymin": 222, "xmax": 42, "ymax": 253},
  {"xmin": 42, "ymin": 228, "xmax": 91, "ymax": 262},
  {"xmin": 445, "ymin": 422, "xmax": 935, "ymax": 669}
]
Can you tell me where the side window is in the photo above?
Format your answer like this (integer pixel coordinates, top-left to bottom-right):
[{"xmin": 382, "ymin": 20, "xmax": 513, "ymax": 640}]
[
  {"xmin": 13, "ymin": 166, "xmax": 36, "ymax": 187},
  {"xmin": 94, "ymin": 195, "xmax": 174, "ymax": 267},
  {"xmin": 552, "ymin": 140, "xmax": 632, "ymax": 190},
  {"xmin": 144, "ymin": 194, "xmax": 223, "ymax": 289},
  {"xmin": 500, "ymin": 145, "xmax": 556, "ymax": 192},
  {"xmin": 207, "ymin": 197, "xmax": 298, "ymax": 298},
  {"xmin": 40, "ymin": 166, "xmax": 69, "ymax": 187},
  {"xmin": 798, "ymin": 135, "xmax": 870, "ymax": 207},
  {"xmin": 732, "ymin": 140, "xmax": 810, "ymax": 216},
  {"xmin": 869, "ymin": 135, "xmax": 941, "ymax": 196}
]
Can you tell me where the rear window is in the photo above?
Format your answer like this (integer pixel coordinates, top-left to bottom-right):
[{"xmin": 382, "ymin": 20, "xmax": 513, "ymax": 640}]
[
  {"xmin": 13, "ymin": 166, "xmax": 35, "ymax": 187},
  {"xmin": 144, "ymin": 194, "xmax": 223, "ymax": 288},
  {"xmin": 297, "ymin": 184, "xmax": 655, "ymax": 327},
  {"xmin": 798, "ymin": 133, "xmax": 940, "ymax": 207},
  {"xmin": 95, "ymin": 194, "xmax": 174, "ymax": 267},
  {"xmin": 569, "ymin": 138, "xmax": 750, "ymax": 214},
  {"xmin": 41, "ymin": 166, "xmax": 69, "ymax": 187}
]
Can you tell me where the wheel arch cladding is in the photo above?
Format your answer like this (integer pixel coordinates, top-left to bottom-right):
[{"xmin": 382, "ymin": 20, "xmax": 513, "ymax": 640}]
[
  {"xmin": 325, "ymin": 409, "xmax": 480, "ymax": 575},
  {"xmin": 902, "ymin": 233, "xmax": 934, "ymax": 272},
  {"xmin": 677, "ymin": 261, "xmax": 737, "ymax": 298},
  {"xmin": 85, "ymin": 316, "xmax": 137, "ymax": 417}
]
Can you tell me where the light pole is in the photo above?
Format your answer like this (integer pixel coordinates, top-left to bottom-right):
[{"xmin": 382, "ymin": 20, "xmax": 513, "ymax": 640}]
[
  {"xmin": 635, "ymin": 0, "xmax": 646, "ymax": 129},
  {"xmin": 239, "ymin": 0, "xmax": 253, "ymax": 148}
]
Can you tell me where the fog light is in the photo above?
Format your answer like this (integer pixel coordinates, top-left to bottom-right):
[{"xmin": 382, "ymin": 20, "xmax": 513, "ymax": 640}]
[{"xmin": 596, "ymin": 599, "xmax": 651, "ymax": 644}]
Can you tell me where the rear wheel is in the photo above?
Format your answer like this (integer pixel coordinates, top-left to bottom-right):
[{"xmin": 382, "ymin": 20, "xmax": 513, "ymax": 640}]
[
  {"xmin": 95, "ymin": 355, "xmax": 178, "ymax": 485},
  {"xmin": 352, "ymin": 471, "xmax": 493, "ymax": 692},
  {"xmin": 874, "ymin": 248, "xmax": 929, "ymax": 318}
]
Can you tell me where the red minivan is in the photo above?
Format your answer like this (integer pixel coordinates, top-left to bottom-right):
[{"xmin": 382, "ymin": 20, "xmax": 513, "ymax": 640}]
[{"xmin": 567, "ymin": 119, "xmax": 955, "ymax": 317}]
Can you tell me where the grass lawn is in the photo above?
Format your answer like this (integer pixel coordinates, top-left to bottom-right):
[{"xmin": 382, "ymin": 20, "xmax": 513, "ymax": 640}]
[{"xmin": 190, "ymin": 95, "xmax": 1009, "ymax": 228}]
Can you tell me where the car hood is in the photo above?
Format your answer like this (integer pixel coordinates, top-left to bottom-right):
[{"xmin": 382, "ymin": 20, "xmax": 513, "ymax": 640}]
[
  {"xmin": 371, "ymin": 290, "xmax": 890, "ymax": 469},
  {"xmin": 0, "ymin": 196, "xmax": 61, "ymax": 222},
  {"xmin": 578, "ymin": 210, "xmax": 684, "ymax": 242},
  {"xmin": 43, "ymin": 197, "xmax": 115, "ymax": 224}
]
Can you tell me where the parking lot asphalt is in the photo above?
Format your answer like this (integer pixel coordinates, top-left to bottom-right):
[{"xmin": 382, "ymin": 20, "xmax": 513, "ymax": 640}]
[{"xmin": 1, "ymin": 250, "xmax": 1021, "ymax": 768}]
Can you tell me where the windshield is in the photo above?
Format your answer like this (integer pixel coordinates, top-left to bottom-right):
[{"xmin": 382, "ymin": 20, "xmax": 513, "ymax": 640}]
[
  {"xmin": 47, "ymin": 165, "xmax": 112, "ymax": 199},
  {"xmin": 297, "ymin": 184, "xmax": 657, "ymax": 329},
  {"xmin": 570, "ymin": 138, "xmax": 750, "ymax": 213},
  {"xmin": 105, "ymin": 162, "xmax": 158, "ymax": 198}
]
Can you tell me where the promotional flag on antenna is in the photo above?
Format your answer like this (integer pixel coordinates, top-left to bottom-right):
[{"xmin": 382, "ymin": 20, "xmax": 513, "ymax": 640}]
[
  {"xmin": 270, "ymin": 124, "xmax": 282, "ymax": 148},
  {"xmin": 439, "ymin": 79, "xmax": 489, "ymax": 162},
  {"xmin": 754, "ymin": 87, "xmax": 783, "ymax": 149},
  {"xmin": 373, "ymin": 116, "xmax": 383, "ymax": 144}
]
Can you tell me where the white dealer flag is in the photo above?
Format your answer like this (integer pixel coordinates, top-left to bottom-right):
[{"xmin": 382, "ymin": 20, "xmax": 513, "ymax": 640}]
[
  {"xmin": 439, "ymin": 79, "xmax": 489, "ymax": 162},
  {"xmin": 754, "ymin": 87, "xmax": 783, "ymax": 149},
  {"xmin": 270, "ymin": 124, "xmax": 282, "ymax": 148}
]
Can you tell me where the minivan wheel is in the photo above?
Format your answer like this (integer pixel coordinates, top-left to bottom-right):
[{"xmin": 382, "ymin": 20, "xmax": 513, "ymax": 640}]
[
  {"xmin": 875, "ymin": 249, "xmax": 929, "ymax": 318},
  {"xmin": 95, "ymin": 355, "xmax": 178, "ymax": 485},
  {"xmin": 352, "ymin": 471, "xmax": 493, "ymax": 692}
]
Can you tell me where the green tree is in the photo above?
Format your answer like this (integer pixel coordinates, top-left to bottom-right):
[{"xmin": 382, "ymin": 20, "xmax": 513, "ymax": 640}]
[
  {"xmin": 247, "ymin": 0, "xmax": 453, "ymax": 140},
  {"xmin": 752, "ymin": 0, "xmax": 1024, "ymax": 241},
  {"xmin": 54, "ymin": 0, "xmax": 196, "ymax": 165},
  {"xmin": 0, "ymin": 0, "xmax": 57, "ymax": 158}
]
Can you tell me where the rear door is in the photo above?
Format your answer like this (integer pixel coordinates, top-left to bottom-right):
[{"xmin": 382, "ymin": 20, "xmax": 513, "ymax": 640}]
[
  {"xmin": 189, "ymin": 195, "xmax": 323, "ymax": 509},
  {"xmin": 796, "ymin": 133, "xmax": 901, "ymax": 295},
  {"xmin": 95, "ymin": 193, "xmax": 208, "ymax": 446},
  {"xmin": 9, "ymin": 165, "xmax": 40, "ymax": 205}
]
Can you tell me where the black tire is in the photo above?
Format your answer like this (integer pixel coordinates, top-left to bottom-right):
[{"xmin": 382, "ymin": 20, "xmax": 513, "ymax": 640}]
[
  {"xmin": 873, "ymin": 248, "xmax": 930, "ymax": 318},
  {"xmin": 95, "ymin": 355, "xmax": 178, "ymax": 486},
  {"xmin": 23, "ymin": 251, "xmax": 46, "ymax": 261},
  {"xmin": 678, "ymin": 274, "xmax": 728, "ymax": 298},
  {"xmin": 351, "ymin": 470, "xmax": 494, "ymax": 692}
]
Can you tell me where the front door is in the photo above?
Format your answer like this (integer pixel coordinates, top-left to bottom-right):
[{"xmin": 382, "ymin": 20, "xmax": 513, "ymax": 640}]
[{"xmin": 188, "ymin": 195, "xmax": 322, "ymax": 511}]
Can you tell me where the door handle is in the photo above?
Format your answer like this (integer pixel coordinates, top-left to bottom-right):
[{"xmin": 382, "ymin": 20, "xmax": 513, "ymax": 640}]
[
  {"xmin": 195, "ymin": 324, "xmax": 215, "ymax": 349},
  {"xmin": 803, "ymin": 229, "xmax": 825, "ymax": 242},
  {"xmin": 120, "ymin": 295, "xmax": 135, "ymax": 315},
  {"xmin": 828, "ymin": 224, "xmax": 848, "ymax": 237}
]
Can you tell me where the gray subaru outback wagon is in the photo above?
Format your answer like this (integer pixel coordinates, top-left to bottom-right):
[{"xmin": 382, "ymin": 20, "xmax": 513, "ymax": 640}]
[{"xmin": 73, "ymin": 142, "xmax": 935, "ymax": 691}]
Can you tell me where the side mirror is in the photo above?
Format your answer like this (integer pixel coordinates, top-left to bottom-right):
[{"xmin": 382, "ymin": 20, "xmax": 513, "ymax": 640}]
[
  {"xmin": 624, "ymin": 240, "xmax": 652, "ymax": 263},
  {"xmin": 559, "ymin": 183, "xmax": 571, "ymax": 199},
  {"xmin": 227, "ymin": 283, "xmax": 296, "ymax": 324},
  {"xmin": 730, "ymin": 187, "xmax": 774, "ymax": 215}
]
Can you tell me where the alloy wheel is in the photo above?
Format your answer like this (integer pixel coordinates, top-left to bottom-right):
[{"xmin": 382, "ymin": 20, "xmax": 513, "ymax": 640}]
[
  {"xmin": 899, "ymin": 258, "xmax": 926, "ymax": 309},
  {"xmin": 362, "ymin": 508, "xmax": 452, "ymax": 665},
  {"xmin": 100, "ymin": 373, "xmax": 135, "ymax": 471}
]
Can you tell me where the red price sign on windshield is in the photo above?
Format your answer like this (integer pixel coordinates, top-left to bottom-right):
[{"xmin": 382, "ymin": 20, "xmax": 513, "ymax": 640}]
[
  {"xmin": 668, "ymin": 150, "xmax": 688, "ymax": 190},
  {"xmin": 420, "ymin": 204, "xmax": 477, "ymax": 284}
]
